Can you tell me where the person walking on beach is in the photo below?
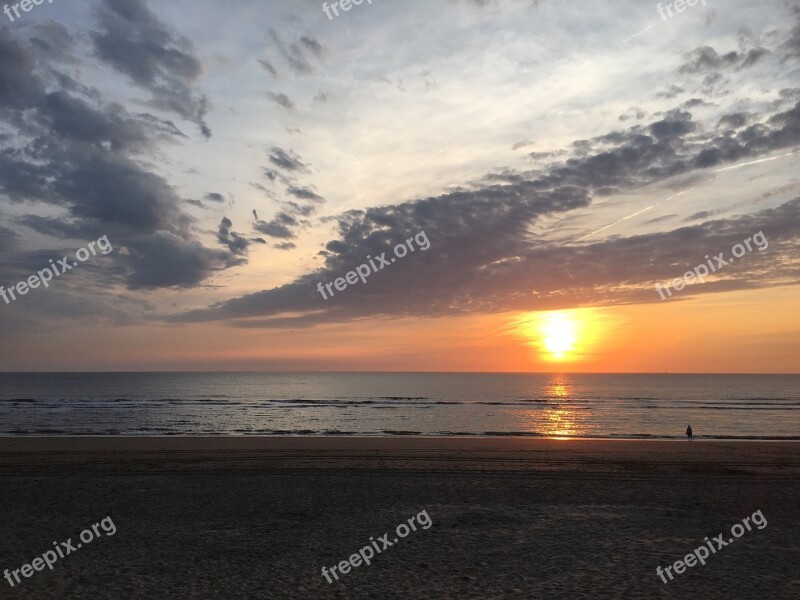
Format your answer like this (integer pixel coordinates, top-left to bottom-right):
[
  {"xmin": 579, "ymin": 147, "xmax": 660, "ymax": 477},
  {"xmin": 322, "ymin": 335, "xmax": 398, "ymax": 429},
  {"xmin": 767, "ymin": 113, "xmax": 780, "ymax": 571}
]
[{"xmin": 686, "ymin": 424, "xmax": 693, "ymax": 441}]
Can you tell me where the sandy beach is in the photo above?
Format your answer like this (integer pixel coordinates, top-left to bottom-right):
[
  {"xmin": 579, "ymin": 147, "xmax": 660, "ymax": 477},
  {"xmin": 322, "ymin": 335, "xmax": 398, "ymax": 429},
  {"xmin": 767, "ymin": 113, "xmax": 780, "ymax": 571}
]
[{"xmin": 1, "ymin": 437, "xmax": 798, "ymax": 599}]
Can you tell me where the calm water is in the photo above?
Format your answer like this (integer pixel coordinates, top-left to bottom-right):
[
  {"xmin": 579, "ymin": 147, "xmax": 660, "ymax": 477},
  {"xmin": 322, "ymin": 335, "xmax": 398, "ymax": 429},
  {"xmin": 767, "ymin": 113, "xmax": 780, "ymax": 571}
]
[{"xmin": 0, "ymin": 372, "xmax": 797, "ymax": 439}]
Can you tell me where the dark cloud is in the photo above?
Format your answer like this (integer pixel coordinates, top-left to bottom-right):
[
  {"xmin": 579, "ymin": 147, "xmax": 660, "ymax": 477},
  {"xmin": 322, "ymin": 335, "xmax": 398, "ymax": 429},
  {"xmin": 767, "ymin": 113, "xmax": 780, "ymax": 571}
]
[
  {"xmin": 528, "ymin": 150, "xmax": 566, "ymax": 161},
  {"xmin": 0, "ymin": 24, "xmax": 245, "ymax": 291},
  {"xmin": 283, "ymin": 202, "xmax": 316, "ymax": 217},
  {"xmin": 678, "ymin": 46, "xmax": 769, "ymax": 75},
  {"xmin": 0, "ymin": 32, "xmax": 49, "ymax": 111},
  {"xmin": 17, "ymin": 215, "xmax": 99, "ymax": 239},
  {"xmin": 684, "ymin": 210, "xmax": 716, "ymax": 222},
  {"xmin": 268, "ymin": 147, "xmax": 309, "ymax": 173},
  {"xmin": 126, "ymin": 231, "xmax": 240, "ymax": 290},
  {"xmin": 700, "ymin": 72, "xmax": 727, "ymax": 96},
  {"xmin": 618, "ymin": 108, "xmax": 645, "ymax": 122},
  {"xmin": 254, "ymin": 218, "xmax": 295, "ymax": 239},
  {"xmin": 250, "ymin": 182, "xmax": 278, "ymax": 201},
  {"xmin": 783, "ymin": 8, "xmax": 800, "ymax": 61},
  {"xmin": 262, "ymin": 169, "xmax": 291, "ymax": 185},
  {"xmin": 170, "ymin": 99, "xmax": 800, "ymax": 327},
  {"xmin": 643, "ymin": 214, "xmax": 677, "ymax": 225},
  {"xmin": 682, "ymin": 98, "xmax": 714, "ymax": 109},
  {"xmin": 0, "ymin": 224, "xmax": 18, "ymax": 253},
  {"xmin": 91, "ymin": 0, "xmax": 211, "ymax": 137},
  {"xmin": 717, "ymin": 112, "xmax": 749, "ymax": 129},
  {"xmin": 205, "ymin": 192, "xmax": 225, "ymax": 203},
  {"xmin": 268, "ymin": 30, "xmax": 326, "ymax": 76},
  {"xmin": 257, "ymin": 58, "xmax": 278, "ymax": 78},
  {"xmin": 217, "ymin": 217, "xmax": 250, "ymax": 255},
  {"xmin": 54, "ymin": 155, "xmax": 182, "ymax": 231},
  {"xmin": 44, "ymin": 91, "xmax": 157, "ymax": 152},
  {"xmin": 286, "ymin": 185, "xmax": 325, "ymax": 203},
  {"xmin": 266, "ymin": 92, "xmax": 294, "ymax": 111},
  {"xmin": 656, "ymin": 85, "xmax": 684, "ymax": 99},
  {"xmin": 29, "ymin": 21, "xmax": 76, "ymax": 63}
]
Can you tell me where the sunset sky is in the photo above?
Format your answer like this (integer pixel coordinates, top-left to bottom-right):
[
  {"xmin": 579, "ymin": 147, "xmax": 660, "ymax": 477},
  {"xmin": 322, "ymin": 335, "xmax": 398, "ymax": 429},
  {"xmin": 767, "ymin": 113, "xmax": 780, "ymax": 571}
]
[{"xmin": 1, "ymin": 0, "xmax": 798, "ymax": 372}]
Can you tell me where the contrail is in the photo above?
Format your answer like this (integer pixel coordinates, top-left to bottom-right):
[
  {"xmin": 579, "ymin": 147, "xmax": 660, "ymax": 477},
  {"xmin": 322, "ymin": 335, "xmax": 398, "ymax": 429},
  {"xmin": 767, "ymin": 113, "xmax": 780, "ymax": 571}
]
[{"xmin": 575, "ymin": 205, "xmax": 654, "ymax": 241}]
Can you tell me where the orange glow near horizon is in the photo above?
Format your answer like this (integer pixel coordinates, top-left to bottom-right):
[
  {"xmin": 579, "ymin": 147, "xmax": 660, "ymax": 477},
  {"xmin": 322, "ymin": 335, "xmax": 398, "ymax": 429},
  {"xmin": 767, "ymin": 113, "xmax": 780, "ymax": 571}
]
[{"xmin": 2, "ymin": 287, "xmax": 797, "ymax": 373}]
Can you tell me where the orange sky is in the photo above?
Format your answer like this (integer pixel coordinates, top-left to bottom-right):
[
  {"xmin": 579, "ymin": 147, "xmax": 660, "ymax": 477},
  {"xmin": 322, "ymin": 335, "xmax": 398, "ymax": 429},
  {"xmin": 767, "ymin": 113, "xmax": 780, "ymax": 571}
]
[{"xmin": 6, "ymin": 285, "xmax": 797, "ymax": 372}]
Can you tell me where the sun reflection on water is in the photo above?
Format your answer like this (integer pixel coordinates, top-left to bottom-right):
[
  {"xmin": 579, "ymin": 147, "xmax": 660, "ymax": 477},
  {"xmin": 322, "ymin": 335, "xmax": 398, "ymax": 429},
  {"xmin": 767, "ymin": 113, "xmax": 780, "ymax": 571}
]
[{"xmin": 524, "ymin": 375, "xmax": 588, "ymax": 439}]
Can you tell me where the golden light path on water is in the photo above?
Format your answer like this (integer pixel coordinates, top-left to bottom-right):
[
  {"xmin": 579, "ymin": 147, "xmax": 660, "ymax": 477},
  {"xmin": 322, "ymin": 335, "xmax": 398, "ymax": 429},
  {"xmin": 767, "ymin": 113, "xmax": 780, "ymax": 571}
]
[
  {"xmin": 542, "ymin": 376, "xmax": 582, "ymax": 438},
  {"xmin": 512, "ymin": 374, "xmax": 588, "ymax": 438}
]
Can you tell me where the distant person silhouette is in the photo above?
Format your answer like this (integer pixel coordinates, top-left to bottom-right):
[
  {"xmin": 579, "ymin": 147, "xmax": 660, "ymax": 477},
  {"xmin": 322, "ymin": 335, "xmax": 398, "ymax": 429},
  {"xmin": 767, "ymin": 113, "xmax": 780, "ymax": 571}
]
[{"xmin": 686, "ymin": 425, "xmax": 693, "ymax": 441}]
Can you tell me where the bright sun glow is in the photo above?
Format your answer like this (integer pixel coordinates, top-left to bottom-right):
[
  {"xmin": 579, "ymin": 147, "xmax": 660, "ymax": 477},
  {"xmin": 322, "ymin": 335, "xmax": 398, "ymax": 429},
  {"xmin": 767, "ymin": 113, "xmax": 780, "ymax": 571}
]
[
  {"xmin": 540, "ymin": 313, "xmax": 577, "ymax": 359},
  {"xmin": 511, "ymin": 308, "xmax": 609, "ymax": 363}
]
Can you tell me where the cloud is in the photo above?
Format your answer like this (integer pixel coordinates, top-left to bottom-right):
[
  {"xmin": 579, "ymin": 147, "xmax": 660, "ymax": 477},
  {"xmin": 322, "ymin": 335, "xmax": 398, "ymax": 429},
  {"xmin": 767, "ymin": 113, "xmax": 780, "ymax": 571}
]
[
  {"xmin": 0, "ymin": 23, "xmax": 246, "ymax": 291},
  {"xmin": 678, "ymin": 46, "xmax": 769, "ymax": 75},
  {"xmin": 254, "ymin": 216, "xmax": 296, "ymax": 239},
  {"xmin": 266, "ymin": 92, "xmax": 294, "ymax": 111},
  {"xmin": 29, "ymin": 21, "xmax": 76, "ymax": 63},
  {"xmin": 126, "ymin": 231, "xmax": 241, "ymax": 290},
  {"xmin": 0, "ymin": 224, "xmax": 18, "ymax": 253},
  {"xmin": 286, "ymin": 185, "xmax": 325, "ymax": 203},
  {"xmin": 217, "ymin": 217, "xmax": 251, "ymax": 256},
  {"xmin": 170, "ymin": 96, "xmax": 800, "ymax": 327},
  {"xmin": 257, "ymin": 58, "xmax": 278, "ymax": 78},
  {"xmin": 684, "ymin": 210, "xmax": 717, "ymax": 222},
  {"xmin": 783, "ymin": 8, "xmax": 800, "ymax": 61},
  {"xmin": 283, "ymin": 202, "xmax": 316, "ymax": 217},
  {"xmin": 91, "ymin": 0, "xmax": 211, "ymax": 137},
  {"xmin": 268, "ymin": 147, "xmax": 309, "ymax": 173},
  {"xmin": 656, "ymin": 85, "xmax": 684, "ymax": 99},
  {"xmin": 717, "ymin": 112, "xmax": 749, "ymax": 129},
  {"xmin": 683, "ymin": 98, "xmax": 714, "ymax": 108},
  {"xmin": 268, "ymin": 29, "xmax": 326, "ymax": 76}
]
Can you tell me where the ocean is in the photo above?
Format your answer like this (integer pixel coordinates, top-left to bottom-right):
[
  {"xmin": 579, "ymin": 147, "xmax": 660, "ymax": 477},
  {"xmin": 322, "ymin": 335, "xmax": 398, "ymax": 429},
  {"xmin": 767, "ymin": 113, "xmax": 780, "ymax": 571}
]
[{"xmin": 0, "ymin": 372, "xmax": 797, "ymax": 439}]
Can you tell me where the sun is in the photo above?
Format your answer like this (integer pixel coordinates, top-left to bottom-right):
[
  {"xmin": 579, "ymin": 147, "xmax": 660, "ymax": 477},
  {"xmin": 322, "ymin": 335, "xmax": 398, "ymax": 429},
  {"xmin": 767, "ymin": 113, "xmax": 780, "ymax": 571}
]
[
  {"xmin": 511, "ymin": 308, "xmax": 606, "ymax": 363},
  {"xmin": 540, "ymin": 313, "xmax": 577, "ymax": 360}
]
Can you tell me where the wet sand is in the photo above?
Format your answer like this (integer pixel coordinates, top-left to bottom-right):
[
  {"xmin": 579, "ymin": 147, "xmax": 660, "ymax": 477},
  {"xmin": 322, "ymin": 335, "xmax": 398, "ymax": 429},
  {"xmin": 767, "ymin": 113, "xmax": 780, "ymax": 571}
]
[{"xmin": 1, "ymin": 437, "xmax": 798, "ymax": 599}]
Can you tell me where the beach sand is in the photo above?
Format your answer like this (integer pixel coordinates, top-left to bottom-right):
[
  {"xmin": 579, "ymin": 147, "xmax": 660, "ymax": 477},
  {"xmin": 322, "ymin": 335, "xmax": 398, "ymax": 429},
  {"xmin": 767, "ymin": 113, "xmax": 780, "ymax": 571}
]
[{"xmin": 1, "ymin": 437, "xmax": 798, "ymax": 599}]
